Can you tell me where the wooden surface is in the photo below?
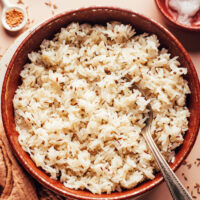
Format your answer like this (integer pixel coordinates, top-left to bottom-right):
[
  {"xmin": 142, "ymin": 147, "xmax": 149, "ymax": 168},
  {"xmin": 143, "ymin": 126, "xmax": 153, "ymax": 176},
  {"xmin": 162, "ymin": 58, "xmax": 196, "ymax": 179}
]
[{"xmin": 0, "ymin": 1, "xmax": 200, "ymax": 200}]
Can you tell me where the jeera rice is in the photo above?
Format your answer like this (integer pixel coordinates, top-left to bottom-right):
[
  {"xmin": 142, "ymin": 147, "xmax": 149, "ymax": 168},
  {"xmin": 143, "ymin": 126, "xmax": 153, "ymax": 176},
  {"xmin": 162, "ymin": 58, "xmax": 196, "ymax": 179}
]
[{"xmin": 13, "ymin": 22, "xmax": 190, "ymax": 194}]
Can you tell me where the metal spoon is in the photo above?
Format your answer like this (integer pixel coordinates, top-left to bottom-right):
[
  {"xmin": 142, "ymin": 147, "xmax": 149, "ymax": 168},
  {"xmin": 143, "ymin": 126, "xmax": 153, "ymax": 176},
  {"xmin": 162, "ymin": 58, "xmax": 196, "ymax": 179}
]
[
  {"xmin": 136, "ymin": 85, "xmax": 193, "ymax": 200},
  {"xmin": 1, "ymin": 0, "xmax": 27, "ymax": 32}
]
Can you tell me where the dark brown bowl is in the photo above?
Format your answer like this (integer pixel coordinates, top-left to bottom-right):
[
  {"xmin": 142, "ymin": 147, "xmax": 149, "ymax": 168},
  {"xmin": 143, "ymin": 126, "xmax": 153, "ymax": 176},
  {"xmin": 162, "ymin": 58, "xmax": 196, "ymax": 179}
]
[
  {"xmin": 155, "ymin": 0, "xmax": 200, "ymax": 31},
  {"xmin": 1, "ymin": 7, "xmax": 200, "ymax": 200}
]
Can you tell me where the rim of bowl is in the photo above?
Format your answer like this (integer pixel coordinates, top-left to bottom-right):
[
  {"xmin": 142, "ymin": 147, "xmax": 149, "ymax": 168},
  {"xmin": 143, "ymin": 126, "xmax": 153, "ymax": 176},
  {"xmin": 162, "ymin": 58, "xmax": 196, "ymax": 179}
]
[
  {"xmin": 155, "ymin": 0, "xmax": 200, "ymax": 31},
  {"xmin": 1, "ymin": 6, "xmax": 200, "ymax": 200}
]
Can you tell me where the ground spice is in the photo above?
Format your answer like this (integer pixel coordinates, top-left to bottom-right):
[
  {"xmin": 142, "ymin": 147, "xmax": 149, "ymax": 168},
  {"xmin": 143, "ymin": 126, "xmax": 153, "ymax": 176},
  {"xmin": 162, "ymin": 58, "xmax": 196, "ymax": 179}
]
[{"xmin": 5, "ymin": 8, "xmax": 24, "ymax": 28}]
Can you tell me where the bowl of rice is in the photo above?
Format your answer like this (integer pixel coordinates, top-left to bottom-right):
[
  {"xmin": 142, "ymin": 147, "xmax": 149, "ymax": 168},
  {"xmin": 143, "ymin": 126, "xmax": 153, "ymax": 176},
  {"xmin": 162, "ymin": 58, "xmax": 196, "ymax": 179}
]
[{"xmin": 1, "ymin": 7, "xmax": 200, "ymax": 200}]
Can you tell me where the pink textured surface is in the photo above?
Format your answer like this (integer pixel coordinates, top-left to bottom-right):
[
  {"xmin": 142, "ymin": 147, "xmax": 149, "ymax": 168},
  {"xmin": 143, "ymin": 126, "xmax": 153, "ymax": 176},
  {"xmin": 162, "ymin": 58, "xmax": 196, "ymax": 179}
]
[{"xmin": 0, "ymin": 1, "xmax": 200, "ymax": 200}]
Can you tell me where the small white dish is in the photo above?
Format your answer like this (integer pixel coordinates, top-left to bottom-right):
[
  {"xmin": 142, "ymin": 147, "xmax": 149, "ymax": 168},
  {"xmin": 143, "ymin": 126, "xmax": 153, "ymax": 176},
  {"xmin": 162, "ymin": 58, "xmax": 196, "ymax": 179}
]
[{"xmin": 1, "ymin": 0, "xmax": 27, "ymax": 32}]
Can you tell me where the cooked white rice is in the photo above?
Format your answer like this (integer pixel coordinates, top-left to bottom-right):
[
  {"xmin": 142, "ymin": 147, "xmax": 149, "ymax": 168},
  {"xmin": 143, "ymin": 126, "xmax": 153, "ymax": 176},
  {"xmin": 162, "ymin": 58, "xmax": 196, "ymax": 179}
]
[{"xmin": 13, "ymin": 22, "xmax": 190, "ymax": 194}]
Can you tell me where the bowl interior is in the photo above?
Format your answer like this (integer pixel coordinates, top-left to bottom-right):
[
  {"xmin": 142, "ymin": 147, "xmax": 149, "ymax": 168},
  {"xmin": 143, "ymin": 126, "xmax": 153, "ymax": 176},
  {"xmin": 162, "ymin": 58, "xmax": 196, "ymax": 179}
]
[
  {"xmin": 1, "ymin": 7, "xmax": 200, "ymax": 200},
  {"xmin": 155, "ymin": 0, "xmax": 200, "ymax": 31}
]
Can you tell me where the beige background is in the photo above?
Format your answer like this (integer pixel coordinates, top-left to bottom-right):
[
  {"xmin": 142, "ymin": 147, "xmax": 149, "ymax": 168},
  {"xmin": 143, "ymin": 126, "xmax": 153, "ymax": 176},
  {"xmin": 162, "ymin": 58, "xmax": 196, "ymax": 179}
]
[{"xmin": 0, "ymin": 0, "xmax": 200, "ymax": 200}]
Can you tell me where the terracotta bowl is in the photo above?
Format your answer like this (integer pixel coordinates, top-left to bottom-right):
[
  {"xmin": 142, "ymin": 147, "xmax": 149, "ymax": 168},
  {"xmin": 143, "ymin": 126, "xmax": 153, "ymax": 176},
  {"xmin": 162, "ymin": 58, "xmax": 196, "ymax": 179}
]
[
  {"xmin": 1, "ymin": 7, "xmax": 200, "ymax": 200},
  {"xmin": 155, "ymin": 0, "xmax": 200, "ymax": 31}
]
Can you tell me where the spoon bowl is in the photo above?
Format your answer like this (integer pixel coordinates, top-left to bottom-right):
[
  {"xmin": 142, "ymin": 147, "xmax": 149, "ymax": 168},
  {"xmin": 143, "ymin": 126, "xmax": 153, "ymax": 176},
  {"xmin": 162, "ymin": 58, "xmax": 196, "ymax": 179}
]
[{"xmin": 1, "ymin": 0, "xmax": 27, "ymax": 32}]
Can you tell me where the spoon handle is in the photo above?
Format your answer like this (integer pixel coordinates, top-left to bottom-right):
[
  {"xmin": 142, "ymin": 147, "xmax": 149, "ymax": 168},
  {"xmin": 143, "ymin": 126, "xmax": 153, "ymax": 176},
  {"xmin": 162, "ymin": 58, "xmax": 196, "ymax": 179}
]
[{"xmin": 144, "ymin": 129, "xmax": 193, "ymax": 200}]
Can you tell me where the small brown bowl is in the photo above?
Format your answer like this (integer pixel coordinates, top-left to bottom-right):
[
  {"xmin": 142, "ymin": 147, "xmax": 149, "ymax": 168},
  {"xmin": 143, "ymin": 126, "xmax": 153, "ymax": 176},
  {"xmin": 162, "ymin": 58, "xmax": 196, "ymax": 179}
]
[
  {"xmin": 1, "ymin": 7, "xmax": 200, "ymax": 200},
  {"xmin": 155, "ymin": 0, "xmax": 200, "ymax": 31}
]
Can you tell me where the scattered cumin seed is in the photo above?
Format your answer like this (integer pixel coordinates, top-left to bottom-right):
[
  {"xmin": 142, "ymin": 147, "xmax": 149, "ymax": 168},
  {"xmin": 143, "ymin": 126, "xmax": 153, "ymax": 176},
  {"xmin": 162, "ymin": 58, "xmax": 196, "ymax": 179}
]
[
  {"xmin": 194, "ymin": 183, "xmax": 200, "ymax": 194},
  {"xmin": 17, "ymin": 0, "xmax": 24, "ymax": 4},
  {"xmin": 53, "ymin": 4, "xmax": 58, "ymax": 9},
  {"xmin": 191, "ymin": 191, "xmax": 196, "ymax": 199},
  {"xmin": 25, "ymin": 6, "xmax": 29, "ymax": 14},
  {"xmin": 23, "ymin": 6, "xmax": 31, "ymax": 30},
  {"xmin": 182, "ymin": 160, "xmax": 187, "ymax": 165},
  {"xmin": 187, "ymin": 163, "xmax": 192, "ymax": 169},
  {"xmin": 181, "ymin": 173, "xmax": 188, "ymax": 181},
  {"xmin": 45, "ymin": 0, "xmax": 52, "ymax": 7},
  {"xmin": 197, "ymin": 188, "xmax": 200, "ymax": 194},
  {"xmin": 196, "ymin": 158, "xmax": 200, "ymax": 166}
]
